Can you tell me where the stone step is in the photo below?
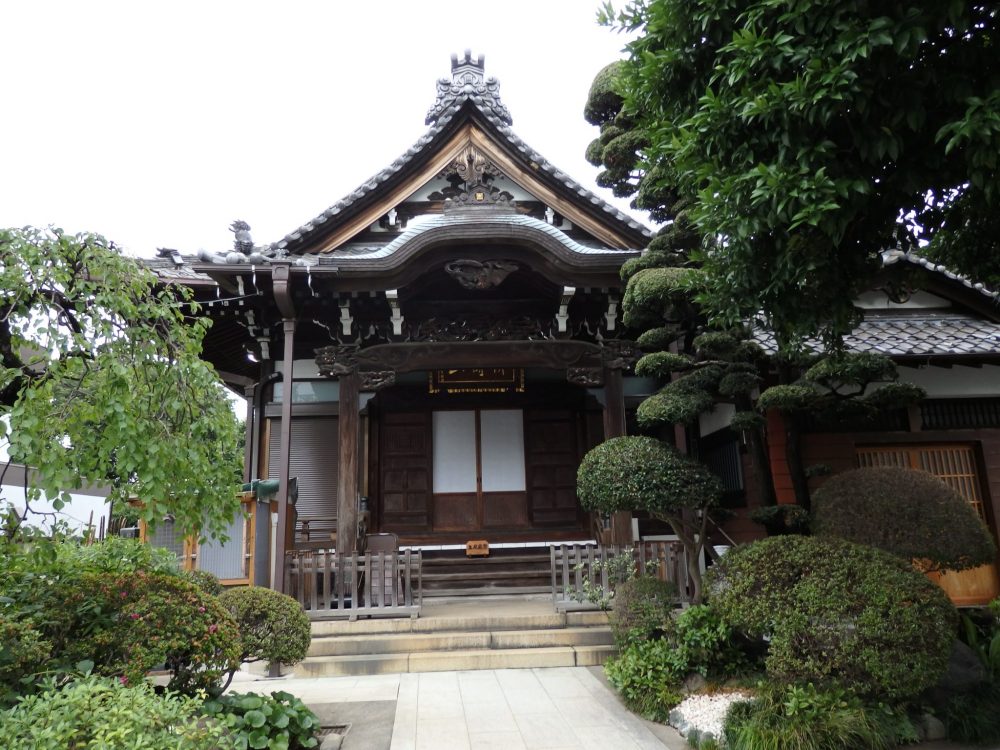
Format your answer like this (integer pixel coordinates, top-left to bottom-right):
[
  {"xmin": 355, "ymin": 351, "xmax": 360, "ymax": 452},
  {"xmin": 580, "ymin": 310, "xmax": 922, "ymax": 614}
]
[
  {"xmin": 307, "ymin": 626, "xmax": 613, "ymax": 657},
  {"xmin": 295, "ymin": 644, "xmax": 616, "ymax": 677},
  {"xmin": 309, "ymin": 608, "xmax": 609, "ymax": 637},
  {"xmin": 422, "ymin": 585, "xmax": 551, "ymax": 598}
]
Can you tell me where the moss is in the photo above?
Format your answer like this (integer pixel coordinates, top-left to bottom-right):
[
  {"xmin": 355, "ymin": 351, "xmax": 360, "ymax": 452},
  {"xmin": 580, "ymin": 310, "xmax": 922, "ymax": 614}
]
[
  {"xmin": 635, "ymin": 326, "xmax": 678, "ymax": 352},
  {"xmin": 622, "ymin": 267, "xmax": 693, "ymax": 327},
  {"xmin": 637, "ymin": 386, "xmax": 714, "ymax": 427},
  {"xmin": 718, "ymin": 370, "xmax": 760, "ymax": 398},
  {"xmin": 635, "ymin": 351, "xmax": 692, "ymax": 378},
  {"xmin": 812, "ymin": 467, "xmax": 997, "ymax": 572},
  {"xmin": 619, "ymin": 251, "xmax": 676, "ymax": 282},
  {"xmin": 584, "ymin": 61, "xmax": 626, "ymax": 125},
  {"xmin": 804, "ymin": 352, "xmax": 896, "ymax": 385},
  {"xmin": 730, "ymin": 410, "xmax": 765, "ymax": 432},
  {"xmin": 860, "ymin": 381, "xmax": 926, "ymax": 409},
  {"xmin": 756, "ymin": 383, "xmax": 818, "ymax": 412}
]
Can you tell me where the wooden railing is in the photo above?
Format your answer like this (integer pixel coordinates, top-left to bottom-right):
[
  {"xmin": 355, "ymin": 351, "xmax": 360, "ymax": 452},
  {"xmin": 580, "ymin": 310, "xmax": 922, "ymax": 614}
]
[
  {"xmin": 550, "ymin": 541, "xmax": 690, "ymax": 612},
  {"xmin": 284, "ymin": 549, "xmax": 422, "ymax": 621}
]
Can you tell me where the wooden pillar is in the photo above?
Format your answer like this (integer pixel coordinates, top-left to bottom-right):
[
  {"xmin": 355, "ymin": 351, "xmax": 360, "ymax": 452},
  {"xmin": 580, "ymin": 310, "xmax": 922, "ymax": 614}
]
[
  {"xmin": 337, "ymin": 372, "xmax": 360, "ymax": 553},
  {"xmin": 270, "ymin": 319, "xmax": 296, "ymax": 593},
  {"xmin": 603, "ymin": 367, "xmax": 633, "ymax": 545}
]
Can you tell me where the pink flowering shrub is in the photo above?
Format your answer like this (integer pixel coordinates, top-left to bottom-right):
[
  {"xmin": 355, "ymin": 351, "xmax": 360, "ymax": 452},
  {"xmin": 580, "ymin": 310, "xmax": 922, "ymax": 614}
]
[{"xmin": 56, "ymin": 572, "xmax": 241, "ymax": 695}]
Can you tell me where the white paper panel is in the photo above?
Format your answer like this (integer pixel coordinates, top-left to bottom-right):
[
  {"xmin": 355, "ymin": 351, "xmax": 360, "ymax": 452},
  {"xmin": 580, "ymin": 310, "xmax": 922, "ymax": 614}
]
[
  {"xmin": 480, "ymin": 409, "xmax": 526, "ymax": 492},
  {"xmin": 433, "ymin": 411, "xmax": 478, "ymax": 493}
]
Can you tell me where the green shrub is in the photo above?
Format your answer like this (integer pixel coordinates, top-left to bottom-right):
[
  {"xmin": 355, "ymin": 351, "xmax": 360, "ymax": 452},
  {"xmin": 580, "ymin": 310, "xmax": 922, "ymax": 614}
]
[
  {"xmin": 56, "ymin": 535, "xmax": 181, "ymax": 575},
  {"xmin": 0, "ymin": 616, "xmax": 52, "ymax": 706},
  {"xmin": 606, "ymin": 604, "xmax": 751, "ymax": 721},
  {"xmin": 220, "ymin": 586, "xmax": 312, "ymax": 668},
  {"xmin": 50, "ymin": 571, "xmax": 241, "ymax": 695},
  {"xmin": 707, "ymin": 536, "xmax": 957, "ymax": 699},
  {"xmin": 812, "ymin": 467, "xmax": 996, "ymax": 572},
  {"xmin": 605, "ymin": 639, "xmax": 685, "ymax": 722},
  {"xmin": 185, "ymin": 568, "xmax": 225, "ymax": 596},
  {"xmin": 611, "ymin": 576, "xmax": 677, "ymax": 648},
  {"xmin": 203, "ymin": 690, "xmax": 319, "ymax": 749},
  {"xmin": 941, "ymin": 681, "xmax": 1000, "ymax": 745},
  {"xmin": 0, "ymin": 675, "xmax": 227, "ymax": 749},
  {"xmin": 722, "ymin": 682, "xmax": 916, "ymax": 750}
]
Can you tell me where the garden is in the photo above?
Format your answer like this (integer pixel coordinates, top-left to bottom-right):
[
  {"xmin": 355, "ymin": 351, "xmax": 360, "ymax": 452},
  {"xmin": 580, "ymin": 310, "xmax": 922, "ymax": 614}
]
[
  {"xmin": 578, "ymin": 437, "xmax": 1000, "ymax": 749},
  {"xmin": 0, "ymin": 525, "xmax": 323, "ymax": 750}
]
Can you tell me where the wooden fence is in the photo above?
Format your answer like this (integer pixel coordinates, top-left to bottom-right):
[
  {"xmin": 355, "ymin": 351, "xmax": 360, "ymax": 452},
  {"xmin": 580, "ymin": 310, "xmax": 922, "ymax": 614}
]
[
  {"xmin": 284, "ymin": 549, "xmax": 422, "ymax": 621},
  {"xmin": 550, "ymin": 541, "xmax": 690, "ymax": 612}
]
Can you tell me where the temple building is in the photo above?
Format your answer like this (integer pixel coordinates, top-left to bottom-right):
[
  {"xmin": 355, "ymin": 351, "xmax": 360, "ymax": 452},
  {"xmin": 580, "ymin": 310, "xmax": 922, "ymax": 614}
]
[{"xmin": 149, "ymin": 52, "xmax": 652, "ymax": 590}]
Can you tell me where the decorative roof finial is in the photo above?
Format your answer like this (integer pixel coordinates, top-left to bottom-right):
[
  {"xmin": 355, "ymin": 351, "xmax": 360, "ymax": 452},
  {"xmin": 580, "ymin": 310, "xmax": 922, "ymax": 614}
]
[
  {"xmin": 425, "ymin": 50, "xmax": 512, "ymax": 126},
  {"xmin": 230, "ymin": 220, "xmax": 254, "ymax": 255}
]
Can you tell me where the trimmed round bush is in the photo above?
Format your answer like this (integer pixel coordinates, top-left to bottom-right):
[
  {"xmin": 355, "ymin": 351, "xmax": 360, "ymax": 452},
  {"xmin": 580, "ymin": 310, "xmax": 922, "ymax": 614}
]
[
  {"xmin": 611, "ymin": 576, "xmax": 678, "ymax": 648},
  {"xmin": 577, "ymin": 436, "xmax": 722, "ymax": 518},
  {"xmin": 0, "ymin": 675, "xmax": 227, "ymax": 749},
  {"xmin": 220, "ymin": 586, "xmax": 311, "ymax": 667},
  {"xmin": 708, "ymin": 535, "xmax": 957, "ymax": 699},
  {"xmin": 812, "ymin": 467, "xmax": 996, "ymax": 572}
]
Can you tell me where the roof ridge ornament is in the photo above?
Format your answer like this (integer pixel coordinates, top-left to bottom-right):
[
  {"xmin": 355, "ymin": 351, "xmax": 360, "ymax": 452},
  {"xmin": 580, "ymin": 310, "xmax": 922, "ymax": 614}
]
[{"xmin": 425, "ymin": 50, "xmax": 513, "ymax": 126}]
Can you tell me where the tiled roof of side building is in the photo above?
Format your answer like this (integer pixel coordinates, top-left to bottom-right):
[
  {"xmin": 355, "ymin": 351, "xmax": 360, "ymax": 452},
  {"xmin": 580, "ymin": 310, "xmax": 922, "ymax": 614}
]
[{"xmin": 755, "ymin": 314, "xmax": 1000, "ymax": 357}]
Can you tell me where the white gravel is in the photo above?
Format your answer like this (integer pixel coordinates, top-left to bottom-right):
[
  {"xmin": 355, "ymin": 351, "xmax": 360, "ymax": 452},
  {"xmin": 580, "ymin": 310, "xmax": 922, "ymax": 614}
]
[{"xmin": 668, "ymin": 691, "xmax": 750, "ymax": 746}]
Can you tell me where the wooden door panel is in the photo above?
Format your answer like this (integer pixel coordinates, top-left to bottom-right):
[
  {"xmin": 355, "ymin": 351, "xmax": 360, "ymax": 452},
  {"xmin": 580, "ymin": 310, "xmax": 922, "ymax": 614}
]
[
  {"xmin": 433, "ymin": 493, "xmax": 478, "ymax": 531},
  {"xmin": 380, "ymin": 413, "xmax": 432, "ymax": 532},
  {"xmin": 483, "ymin": 492, "xmax": 529, "ymax": 528},
  {"xmin": 525, "ymin": 410, "xmax": 582, "ymax": 528}
]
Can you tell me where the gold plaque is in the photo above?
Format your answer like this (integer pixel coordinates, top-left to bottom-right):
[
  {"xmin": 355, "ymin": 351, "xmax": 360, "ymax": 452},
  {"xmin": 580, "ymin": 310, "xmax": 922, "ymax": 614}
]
[{"xmin": 429, "ymin": 368, "xmax": 525, "ymax": 395}]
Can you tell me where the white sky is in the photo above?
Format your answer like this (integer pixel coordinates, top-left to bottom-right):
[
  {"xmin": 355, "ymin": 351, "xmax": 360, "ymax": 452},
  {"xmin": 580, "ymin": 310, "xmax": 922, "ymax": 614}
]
[{"xmin": 0, "ymin": 1, "xmax": 645, "ymax": 259}]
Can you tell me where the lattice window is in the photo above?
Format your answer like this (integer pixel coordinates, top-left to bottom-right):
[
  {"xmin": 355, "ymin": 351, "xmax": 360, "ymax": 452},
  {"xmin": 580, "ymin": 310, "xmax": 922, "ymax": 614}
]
[{"xmin": 857, "ymin": 444, "xmax": 987, "ymax": 523}]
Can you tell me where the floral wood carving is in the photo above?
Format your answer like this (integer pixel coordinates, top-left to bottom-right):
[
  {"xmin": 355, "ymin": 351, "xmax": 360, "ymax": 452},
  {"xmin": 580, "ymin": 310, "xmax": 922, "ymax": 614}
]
[
  {"xmin": 315, "ymin": 343, "xmax": 360, "ymax": 377},
  {"xmin": 600, "ymin": 339, "xmax": 641, "ymax": 370},
  {"xmin": 444, "ymin": 259, "xmax": 519, "ymax": 290},
  {"xmin": 566, "ymin": 366, "xmax": 604, "ymax": 387},
  {"xmin": 358, "ymin": 370, "xmax": 396, "ymax": 391},
  {"xmin": 409, "ymin": 314, "xmax": 550, "ymax": 342}
]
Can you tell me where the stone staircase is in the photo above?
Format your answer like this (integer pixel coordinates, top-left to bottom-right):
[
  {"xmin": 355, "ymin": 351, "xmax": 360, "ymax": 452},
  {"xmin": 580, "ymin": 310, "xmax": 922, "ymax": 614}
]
[
  {"xmin": 294, "ymin": 596, "xmax": 616, "ymax": 677},
  {"xmin": 420, "ymin": 547, "xmax": 552, "ymax": 597}
]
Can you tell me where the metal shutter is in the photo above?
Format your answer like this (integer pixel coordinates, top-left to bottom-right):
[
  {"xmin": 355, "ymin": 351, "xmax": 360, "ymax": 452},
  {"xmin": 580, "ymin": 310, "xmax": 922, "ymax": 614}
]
[{"xmin": 267, "ymin": 417, "xmax": 339, "ymax": 539}]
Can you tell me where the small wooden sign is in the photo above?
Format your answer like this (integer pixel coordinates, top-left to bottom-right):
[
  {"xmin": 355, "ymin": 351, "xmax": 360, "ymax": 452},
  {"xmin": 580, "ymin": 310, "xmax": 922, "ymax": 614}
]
[{"xmin": 466, "ymin": 540, "xmax": 490, "ymax": 557}]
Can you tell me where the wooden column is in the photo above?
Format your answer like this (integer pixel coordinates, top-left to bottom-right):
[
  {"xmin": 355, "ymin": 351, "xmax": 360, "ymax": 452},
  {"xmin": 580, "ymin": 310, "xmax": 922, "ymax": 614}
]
[
  {"xmin": 337, "ymin": 372, "xmax": 360, "ymax": 553},
  {"xmin": 270, "ymin": 319, "xmax": 296, "ymax": 593},
  {"xmin": 603, "ymin": 367, "xmax": 633, "ymax": 545}
]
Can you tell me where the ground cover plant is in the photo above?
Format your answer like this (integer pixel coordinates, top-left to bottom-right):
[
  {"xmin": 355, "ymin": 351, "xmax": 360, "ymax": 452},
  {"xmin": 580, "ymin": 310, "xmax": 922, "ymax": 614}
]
[
  {"xmin": 203, "ymin": 690, "xmax": 320, "ymax": 750},
  {"xmin": 0, "ymin": 674, "xmax": 229, "ymax": 750}
]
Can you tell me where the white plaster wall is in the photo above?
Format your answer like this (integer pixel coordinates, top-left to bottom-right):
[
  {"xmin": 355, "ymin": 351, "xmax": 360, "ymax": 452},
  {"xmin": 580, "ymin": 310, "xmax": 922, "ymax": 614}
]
[
  {"xmin": 700, "ymin": 403, "xmax": 736, "ymax": 437},
  {"xmin": 897, "ymin": 365, "xmax": 1000, "ymax": 398}
]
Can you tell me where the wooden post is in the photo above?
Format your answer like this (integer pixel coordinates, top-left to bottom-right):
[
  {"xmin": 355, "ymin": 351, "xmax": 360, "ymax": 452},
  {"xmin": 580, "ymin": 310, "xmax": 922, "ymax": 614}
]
[
  {"xmin": 270, "ymin": 319, "xmax": 296, "ymax": 594},
  {"xmin": 603, "ymin": 367, "xmax": 633, "ymax": 546},
  {"xmin": 337, "ymin": 372, "xmax": 360, "ymax": 553}
]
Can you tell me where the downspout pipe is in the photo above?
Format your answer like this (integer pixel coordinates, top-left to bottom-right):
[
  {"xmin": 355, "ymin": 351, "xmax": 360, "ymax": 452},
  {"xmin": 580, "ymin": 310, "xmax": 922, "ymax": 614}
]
[{"xmin": 270, "ymin": 263, "xmax": 296, "ymax": 594}]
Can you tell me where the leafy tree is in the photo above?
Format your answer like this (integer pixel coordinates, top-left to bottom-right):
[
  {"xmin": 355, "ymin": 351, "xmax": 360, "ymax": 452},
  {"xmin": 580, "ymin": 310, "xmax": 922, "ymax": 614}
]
[
  {"xmin": 596, "ymin": 1, "xmax": 999, "ymax": 351},
  {"xmin": 0, "ymin": 227, "xmax": 241, "ymax": 539},
  {"xmin": 577, "ymin": 435, "xmax": 723, "ymax": 603}
]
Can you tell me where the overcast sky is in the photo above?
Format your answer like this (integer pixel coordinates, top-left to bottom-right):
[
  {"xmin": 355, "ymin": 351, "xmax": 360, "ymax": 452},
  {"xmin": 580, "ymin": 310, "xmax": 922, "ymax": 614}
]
[{"xmin": 0, "ymin": 1, "xmax": 645, "ymax": 259}]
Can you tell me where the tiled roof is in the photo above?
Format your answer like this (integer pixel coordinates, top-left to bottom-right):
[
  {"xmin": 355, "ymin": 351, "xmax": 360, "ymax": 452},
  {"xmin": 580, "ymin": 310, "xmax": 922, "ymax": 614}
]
[
  {"xmin": 755, "ymin": 313, "xmax": 1000, "ymax": 357},
  {"xmin": 272, "ymin": 55, "xmax": 650, "ymax": 253}
]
